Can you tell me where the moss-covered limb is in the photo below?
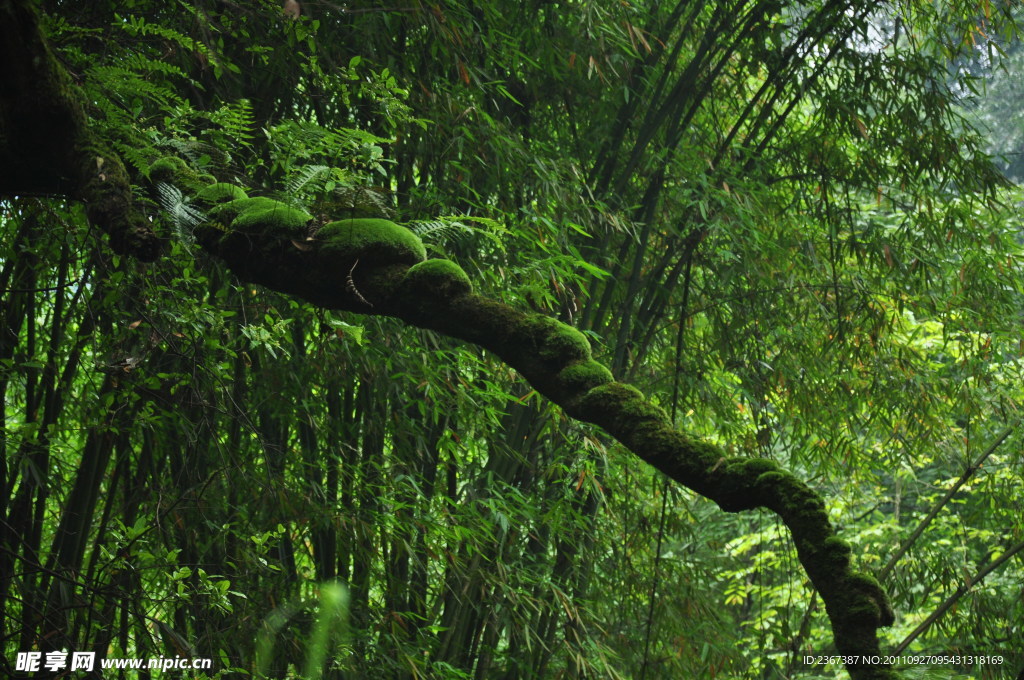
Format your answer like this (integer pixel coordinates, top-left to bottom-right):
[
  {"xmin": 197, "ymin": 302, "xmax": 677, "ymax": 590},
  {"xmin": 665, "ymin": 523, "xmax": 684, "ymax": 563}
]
[
  {"xmin": 190, "ymin": 211, "xmax": 899, "ymax": 678},
  {"xmin": 398, "ymin": 279, "xmax": 898, "ymax": 676},
  {"xmin": 318, "ymin": 218, "xmax": 427, "ymax": 267},
  {"xmin": 194, "ymin": 203, "xmax": 418, "ymax": 313},
  {"xmin": 395, "ymin": 295, "xmax": 899, "ymax": 680},
  {"xmin": 0, "ymin": 0, "xmax": 161, "ymax": 260},
  {"xmin": 76, "ymin": 145, "xmax": 163, "ymax": 260}
]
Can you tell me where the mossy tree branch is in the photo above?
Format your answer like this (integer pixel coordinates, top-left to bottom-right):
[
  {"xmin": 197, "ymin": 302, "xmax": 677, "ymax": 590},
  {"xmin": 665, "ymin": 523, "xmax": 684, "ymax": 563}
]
[
  {"xmin": 188, "ymin": 188, "xmax": 898, "ymax": 680},
  {"xmin": 0, "ymin": 2, "xmax": 898, "ymax": 676}
]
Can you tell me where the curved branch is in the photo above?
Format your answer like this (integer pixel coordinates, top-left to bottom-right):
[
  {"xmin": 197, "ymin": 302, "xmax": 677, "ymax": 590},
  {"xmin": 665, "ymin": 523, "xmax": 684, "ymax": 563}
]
[{"xmin": 194, "ymin": 199, "xmax": 899, "ymax": 679}]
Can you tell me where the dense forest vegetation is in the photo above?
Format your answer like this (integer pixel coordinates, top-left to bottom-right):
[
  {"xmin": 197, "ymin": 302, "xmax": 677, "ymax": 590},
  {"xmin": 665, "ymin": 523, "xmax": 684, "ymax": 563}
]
[{"xmin": 1, "ymin": 0, "xmax": 1023, "ymax": 678}]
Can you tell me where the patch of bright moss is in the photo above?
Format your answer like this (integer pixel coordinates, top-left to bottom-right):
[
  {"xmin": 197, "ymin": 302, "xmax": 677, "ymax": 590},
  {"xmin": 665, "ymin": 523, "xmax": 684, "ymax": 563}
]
[
  {"xmin": 726, "ymin": 458, "xmax": 782, "ymax": 495},
  {"xmin": 848, "ymin": 572, "xmax": 886, "ymax": 596},
  {"xmin": 753, "ymin": 470, "xmax": 786, "ymax": 489},
  {"xmin": 231, "ymin": 204, "xmax": 313, "ymax": 237},
  {"xmin": 147, "ymin": 156, "xmax": 212, "ymax": 189},
  {"xmin": 558, "ymin": 360, "xmax": 613, "ymax": 393},
  {"xmin": 147, "ymin": 156, "xmax": 190, "ymax": 184},
  {"xmin": 403, "ymin": 258, "xmax": 472, "ymax": 296},
  {"xmin": 196, "ymin": 182, "xmax": 247, "ymax": 205},
  {"xmin": 318, "ymin": 218, "xmax": 426, "ymax": 266},
  {"xmin": 734, "ymin": 458, "xmax": 780, "ymax": 477},
  {"xmin": 209, "ymin": 196, "xmax": 281, "ymax": 224},
  {"xmin": 843, "ymin": 573, "xmax": 893, "ymax": 625},
  {"xmin": 527, "ymin": 316, "xmax": 591, "ymax": 364},
  {"xmin": 591, "ymin": 381, "xmax": 644, "ymax": 405},
  {"xmin": 619, "ymin": 391, "xmax": 667, "ymax": 422},
  {"xmin": 576, "ymin": 381, "xmax": 668, "ymax": 429},
  {"xmin": 799, "ymin": 495, "xmax": 827, "ymax": 517}
]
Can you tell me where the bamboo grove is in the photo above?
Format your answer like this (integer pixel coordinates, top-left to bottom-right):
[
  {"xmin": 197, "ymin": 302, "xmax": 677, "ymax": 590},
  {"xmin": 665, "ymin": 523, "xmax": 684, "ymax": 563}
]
[{"xmin": 2, "ymin": 0, "xmax": 1023, "ymax": 678}]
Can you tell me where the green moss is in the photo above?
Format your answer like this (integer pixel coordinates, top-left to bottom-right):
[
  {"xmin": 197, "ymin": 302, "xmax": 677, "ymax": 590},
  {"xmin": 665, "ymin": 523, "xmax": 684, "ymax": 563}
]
[
  {"xmin": 848, "ymin": 572, "xmax": 883, "ymax": 593},
  {"xmin": 620, "ymin": 393, "xmax": 667, "ymax": 422},
  {"xmin": 575, "ymin": 381, "xmax": 668, "ymax": 434},
  {"xmin": 403, "ymin": 259, "xmax": 473, "ymax": 296},
  {"xmin": 751, "ymin": 470, "xmax": 784, "ymax": 490},
  {"xmin": 745, "ymin": 467, "xmax": 824, "ymax": 520},
  {"xmin": 544, "ymin": 328, "xmax": 590, "ymax": 363},
  {"xmin": 843, "ymin": 573, "xmax": 890, "ymax": 624},
  {"xmin": 720, "ymin": 459, "xmax": 783, "ymax": 508},
  {"xmin": 231, "ymin": 204, "xmax": 313, "ymax": 237},
  {"xmin": 147, "ymin": 156, "xmax": 190, "ymax": 184},
  {"xmin": 195, "ymin": 183, "xmax": 247, "ymax": 205},
  {"xmin": 527, "ymin": 316, "xmax": 591, "ymax": 364},
  {"xmin": 581, "ymin": 382, "xmax": 644, "ymax": 412},
  {"xmin": 845, "ymin": 600, "xmax": 882, "ymax": 624},
  {"xmin": 318, "ymin": 218, "xmax": 426, "ymax": 266},
  {"xmin": 209, "ymin": 196, "xmax": 281, "ymax": 224},
  {"xmin": 147, "ymin": 157, "xmax": 218, "ymax": 190},
  {"xmin": 771, "ymin": 471, "xmax": 806, "ymax": 499},
  {"xmin": 823, "ymin": 536, "xmax": 852, "ymax": 567},
  {"xmin": 799, "ymin": 495, "xmax": 826, "ymax": 517},
  {"xmin": 558, "ymin": 360, "xmax": 613, "ymax": 393},
  {"xmin": 735, "ymin": 458, "xmax": 780, "ymax": 477},
  {"xmin": 680, "ymin": 434, "xmax": 722, "ymax": 468},
  {"xmin": 846, "ymin": 573, "xmax": 895, "ymax": 626}
]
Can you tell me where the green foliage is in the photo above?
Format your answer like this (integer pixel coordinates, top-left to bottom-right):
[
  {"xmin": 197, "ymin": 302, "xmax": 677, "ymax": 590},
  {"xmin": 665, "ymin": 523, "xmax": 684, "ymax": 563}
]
[
  {"xmin": 255, "ymin": 582, "xmax": 349, "ymax": 679},
  {"xmin": 407, "ymin": 216, "xmax": 509, "ymax": 253}
]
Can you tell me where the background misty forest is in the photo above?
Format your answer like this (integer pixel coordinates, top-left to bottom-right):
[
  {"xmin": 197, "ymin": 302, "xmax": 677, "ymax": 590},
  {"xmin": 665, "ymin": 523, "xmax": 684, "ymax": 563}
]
[{"xmin": 2, "ymin": 0, "xmax": 1024, "ymax": 678}]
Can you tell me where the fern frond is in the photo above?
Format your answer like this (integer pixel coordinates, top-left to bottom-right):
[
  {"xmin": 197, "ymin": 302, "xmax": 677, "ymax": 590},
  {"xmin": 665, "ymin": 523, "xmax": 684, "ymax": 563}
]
[
  {"xmin": 407, "ymin": 216, "xmax": 508, "ymax": 251},
  {"xmin": 407, "ymin": 220, "xmax": 465, "ymax": 243},
  {"xmin": 117, "ymin": 15, "xmax": 214, "ymax": 66},
  {"xmin": 87, "ymin": 65, "xmax": 185, "ymax": 109},
  {"xmin": 287, "ymin": 165, "xmax": 332, "ymax": 196},
  {"xmin": 120, "ymin": 54, "xmax": 186, "ymax": 79},
  {"xmin": 161, "ymin": 138, "xmax": 233, "ymax": 170},
  {"xmin": 115, "ymin": 13, "xmax": 240, "ymax": 78},
  {"xmin": 207, "ymin": 99, "xmax": 256, "ymax": 144},
  {"xmin": 156, "ymin": 182, "xmax": 205, "ymax": 244},
  {"xmin": 335, "ymin": 185, "xmax": 392, "ymax": 215},
  {"xmin": 114, "ymin": 143, "xmax": 157, "ymax": 177}
]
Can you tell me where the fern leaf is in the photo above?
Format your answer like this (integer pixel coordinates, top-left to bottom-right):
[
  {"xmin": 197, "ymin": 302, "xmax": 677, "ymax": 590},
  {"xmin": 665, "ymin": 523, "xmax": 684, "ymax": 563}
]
[
  {"xmin": 287, "ymin": 165, "xmax": 332, "ymax": 196},
  {"xmin": 156, "ymin": 183, "xmax": 205, "ymax": 244},
  {"xmin": 407, "ymin": 216, "xmax": 507, "ymax": 251}
]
